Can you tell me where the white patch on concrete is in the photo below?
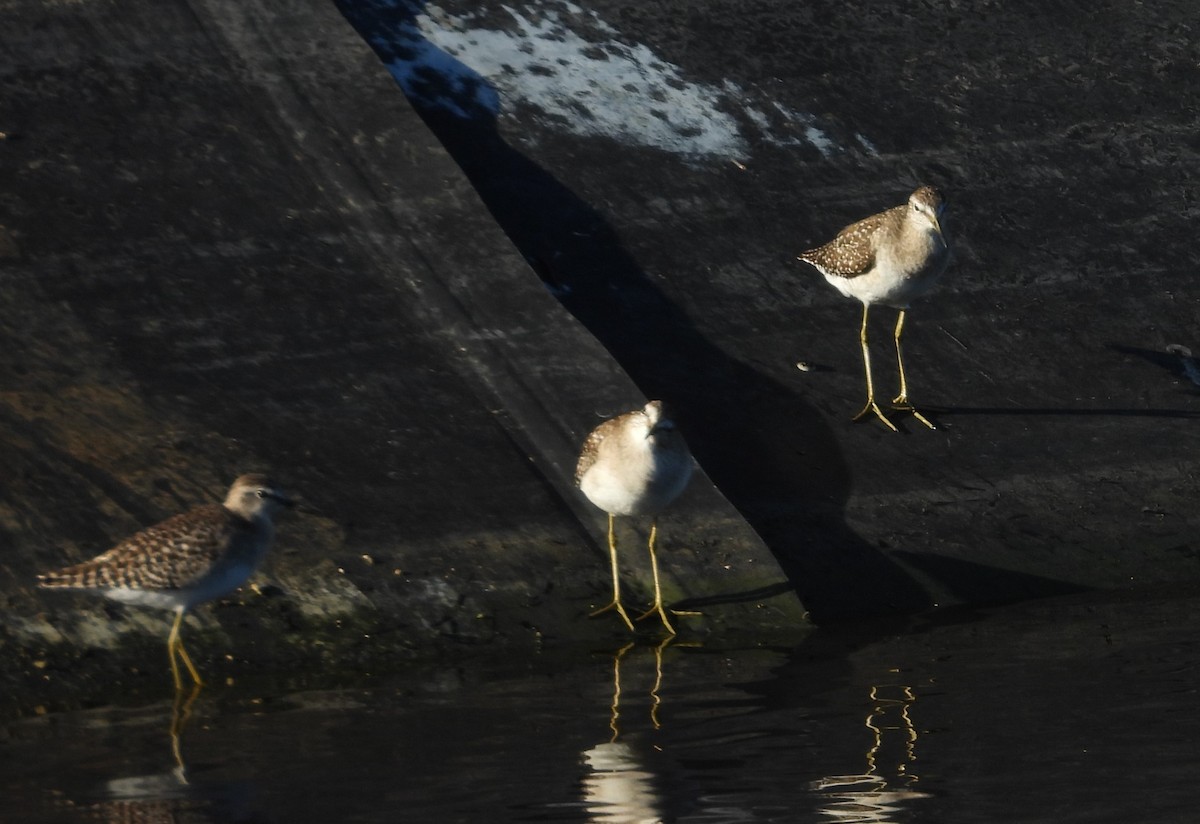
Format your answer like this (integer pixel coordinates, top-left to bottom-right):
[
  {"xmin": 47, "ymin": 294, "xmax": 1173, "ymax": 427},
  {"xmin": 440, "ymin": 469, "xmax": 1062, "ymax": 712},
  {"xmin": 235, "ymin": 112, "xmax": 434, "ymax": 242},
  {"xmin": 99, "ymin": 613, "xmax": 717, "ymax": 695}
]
[
  {"xmin": 855, "ymin": 132, "xmax": 881, "ymax": 157},
  {"xmin": 375, "ymin": 0, "xmax": 840, "ymax": 158}
]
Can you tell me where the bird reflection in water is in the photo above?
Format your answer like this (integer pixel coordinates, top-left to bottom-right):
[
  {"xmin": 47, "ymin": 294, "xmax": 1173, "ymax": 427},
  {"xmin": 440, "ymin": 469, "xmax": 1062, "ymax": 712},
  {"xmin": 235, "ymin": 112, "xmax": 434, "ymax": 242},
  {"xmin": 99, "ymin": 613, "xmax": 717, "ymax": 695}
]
[
  {"xmin": 581, "ymin": 639, "xmax": 676, "ymax": 823},
  {"xmin": 810, "ymin": 682, "xmax": 931, "ymax": 823},
  {"xmin": 56, "ymin": 684, "xmax": 253, "ymax": 822},
  {"xmin": 168, "ymin": 683, "xmax": 203, "ymax": 777}
]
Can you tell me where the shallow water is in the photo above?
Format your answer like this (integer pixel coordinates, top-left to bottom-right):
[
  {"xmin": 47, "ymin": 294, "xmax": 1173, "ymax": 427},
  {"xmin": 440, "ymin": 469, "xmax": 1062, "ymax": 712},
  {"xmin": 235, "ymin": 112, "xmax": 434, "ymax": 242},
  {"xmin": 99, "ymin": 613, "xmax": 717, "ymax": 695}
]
[{"xmin": 6, "ymin": 586, "xmax": 1200, "ymax": 823}]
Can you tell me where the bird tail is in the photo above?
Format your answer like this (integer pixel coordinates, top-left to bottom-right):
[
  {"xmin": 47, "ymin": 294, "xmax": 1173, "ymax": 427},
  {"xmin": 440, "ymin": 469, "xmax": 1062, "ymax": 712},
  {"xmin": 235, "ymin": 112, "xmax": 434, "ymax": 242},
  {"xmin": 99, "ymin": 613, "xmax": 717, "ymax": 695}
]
[{"xmin": 37, "ymin": 562, "xmax": 119, "ymax": 590}]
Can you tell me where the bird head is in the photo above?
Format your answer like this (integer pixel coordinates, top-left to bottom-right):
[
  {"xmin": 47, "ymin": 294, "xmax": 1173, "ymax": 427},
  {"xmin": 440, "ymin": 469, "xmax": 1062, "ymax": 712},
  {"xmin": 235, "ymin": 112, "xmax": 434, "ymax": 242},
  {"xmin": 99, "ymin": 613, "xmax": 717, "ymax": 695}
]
[
  {"xmin": 641, "ymin": 400, "xmax": 679, "ymax": 440},
  {"xmin": 225, "ymin": 474, "xmax": 295, "ymax": 520},
  {"xmin": 909, "ymin": 185, "xmax": 946, "ymax": 239}
]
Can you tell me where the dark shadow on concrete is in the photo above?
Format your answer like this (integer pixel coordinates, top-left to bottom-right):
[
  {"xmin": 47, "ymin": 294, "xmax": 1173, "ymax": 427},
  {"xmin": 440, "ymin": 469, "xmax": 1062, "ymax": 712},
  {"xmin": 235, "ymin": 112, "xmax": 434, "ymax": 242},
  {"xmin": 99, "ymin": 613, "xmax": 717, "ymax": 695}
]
[
  {"xmin": 670, "ymin": 581, "xmax": 796, "ymax": 612},
  {"xmin": 928, "ymin": 405, "xmax": 1200, "ymax": 419},
  {"xmin": 1109, "ymin": 343, "xmax": 1200, "ymax": 395},
  {"xmin": 334, "ymin": 0, "xmax": 932, "ymax": 622},
  {"xmin": 891, "ymin": 550, "xmax": 1089, "ymax": 606}
]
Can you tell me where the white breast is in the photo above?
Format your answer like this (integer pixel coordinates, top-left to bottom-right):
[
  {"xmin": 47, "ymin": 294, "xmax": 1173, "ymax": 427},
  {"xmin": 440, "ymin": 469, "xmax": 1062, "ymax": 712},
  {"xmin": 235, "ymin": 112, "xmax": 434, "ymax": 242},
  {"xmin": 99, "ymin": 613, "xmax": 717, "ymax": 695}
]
[{"xmin": 581, "ymin": 447, "xmax": 692, "ymax": 517}]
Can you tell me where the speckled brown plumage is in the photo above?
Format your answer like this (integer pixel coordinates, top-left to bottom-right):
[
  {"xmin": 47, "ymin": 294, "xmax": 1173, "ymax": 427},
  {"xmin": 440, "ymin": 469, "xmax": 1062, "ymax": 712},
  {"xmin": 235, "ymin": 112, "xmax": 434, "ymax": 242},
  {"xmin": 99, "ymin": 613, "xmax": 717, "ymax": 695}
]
[
  {"xmin": 799, "ymin": 207, "xmax": 891, "ymax": 277},
  {"xmin": 37, "ymin": 474, "xmax": 293, "ymax": 687},
  {"xmin": 37, "ymin": 505, "xmax": 257, "ymax": 592},
  {"xmin": 799, "ymin": 186, "xmax": 947, "ymax": 284},
  {"xmin": 796, "ymin": 186, "xmax": 950, "ymax": 431},
  {"xmin": 575, "ymin": 401, "xmax": 693, "ymax": 518},
  {"xmin": 574, "ymin": 413, "xmax": 624, "ymax": 487},
  {"xmin": 575, "ymin": 401, "xmax": 695, "ymax": 634}
]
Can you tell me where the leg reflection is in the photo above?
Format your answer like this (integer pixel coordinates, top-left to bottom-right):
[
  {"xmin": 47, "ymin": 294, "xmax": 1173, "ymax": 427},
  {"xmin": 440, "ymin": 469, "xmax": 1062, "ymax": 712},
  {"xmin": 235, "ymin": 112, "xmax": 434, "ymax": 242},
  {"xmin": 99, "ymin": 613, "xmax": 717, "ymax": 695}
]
[
  {"xmin": 607, "ymin": 637, "xmax": 675, "ymax": 741},
  {"xmin": 864, "ymin": 684, "xmax": 918, "ymax": 780},
  {"xmin": 170, "ymin": 682, "xmax": 204, "ymax": 778},
  {"xmin": 584, "ymin": 639, "xmax": 679, "ymax": 823},
  {"xmin": 810, "ymin": 682, "xmax": 929, "ymax": 823},
  {"xmin": 608, "ymin": 642, "xmax": 636, "ymax": 743}
]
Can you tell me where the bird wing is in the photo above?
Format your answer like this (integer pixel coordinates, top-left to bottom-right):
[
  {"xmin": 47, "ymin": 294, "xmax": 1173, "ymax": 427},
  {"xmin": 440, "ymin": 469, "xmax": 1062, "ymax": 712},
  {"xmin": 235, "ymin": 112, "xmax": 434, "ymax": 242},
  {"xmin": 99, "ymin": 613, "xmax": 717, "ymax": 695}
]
[
  {"xmin": 575, "ymin": 415, "xmax": 625, "ymax": 486},
  {"xmin": 799, "ymin": 208, "xmax": 893, "ymax": 278},
  {"xmin": 39, "ymin": 505, "xmax": 247, "ymax": 591}
]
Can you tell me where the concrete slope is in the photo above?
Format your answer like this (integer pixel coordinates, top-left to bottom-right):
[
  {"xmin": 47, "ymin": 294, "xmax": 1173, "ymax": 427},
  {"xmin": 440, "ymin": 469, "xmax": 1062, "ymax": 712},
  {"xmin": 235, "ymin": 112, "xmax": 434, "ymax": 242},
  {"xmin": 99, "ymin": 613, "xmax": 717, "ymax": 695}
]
[
  {"xmin": 0, "ymin": 0, "xmax": 805, "ymax": 687},
  {"xmin": 338, "ymin": 0, "xmax": 1200, "ymax": 621}
]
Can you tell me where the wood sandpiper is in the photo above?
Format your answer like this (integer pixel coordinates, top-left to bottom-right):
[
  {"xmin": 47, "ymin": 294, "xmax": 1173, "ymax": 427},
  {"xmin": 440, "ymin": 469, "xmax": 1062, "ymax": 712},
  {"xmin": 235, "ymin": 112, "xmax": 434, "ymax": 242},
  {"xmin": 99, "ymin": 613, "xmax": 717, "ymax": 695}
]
[
  {"xmin": 38, "ymin": 474, "xmax": 294, "ymax": 689},
  {"xmin": 798, "ymin": 185, "xmax": 951, "ymax": 431},
  {"xmin": 575, "ymin": 401, "xmax": 695, "ymax": 635}
]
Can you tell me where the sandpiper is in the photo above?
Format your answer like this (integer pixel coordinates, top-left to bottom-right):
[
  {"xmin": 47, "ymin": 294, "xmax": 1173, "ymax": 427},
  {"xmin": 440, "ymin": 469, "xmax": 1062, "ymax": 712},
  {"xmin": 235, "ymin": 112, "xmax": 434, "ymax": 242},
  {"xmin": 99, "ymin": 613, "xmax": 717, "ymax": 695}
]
[
  {"xmin": 798, "ymin": 185, "xmax": 951, "ymax": 431},
  {"xmin": 38, "ymin": 474, "xmax": 293, "ymax": 688},
  {"xmin": 575, "ymin": 401, "xmax": 695, "ymax": 634}
]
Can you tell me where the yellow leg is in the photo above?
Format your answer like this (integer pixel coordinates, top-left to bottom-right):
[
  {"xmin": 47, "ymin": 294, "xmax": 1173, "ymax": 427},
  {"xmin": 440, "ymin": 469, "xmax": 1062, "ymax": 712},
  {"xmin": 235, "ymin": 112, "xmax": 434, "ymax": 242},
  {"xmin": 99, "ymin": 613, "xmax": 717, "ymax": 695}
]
[
  {"xmin": 642, "ymin": 521, "xmax": 675, "ymax": 634},
  {"xmin": 635, "ymin": 522, "xmax": 700, "ymax": 634},
  {"xmin": 167, "ymin": 609, "xmax": 205, "ymax": 689},
  {"xmin": 890, "ymin": 309, "xmax": 935, "ymax": 430},
  {"xmin": 852, "ymin": 302, "xmax": 898, "ymax": 432},
  {"xmin": 590, "ymin": 513, "xmax": 635, "ymax": 631}
]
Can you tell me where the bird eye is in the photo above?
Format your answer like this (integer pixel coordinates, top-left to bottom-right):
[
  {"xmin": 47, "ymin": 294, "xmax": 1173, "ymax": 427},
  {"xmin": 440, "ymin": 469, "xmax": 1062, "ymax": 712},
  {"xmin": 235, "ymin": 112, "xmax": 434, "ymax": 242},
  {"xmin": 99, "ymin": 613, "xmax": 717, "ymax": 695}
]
[{"xmin": 256, "ymin": 489, "xmax": 266, "ymax": 498}]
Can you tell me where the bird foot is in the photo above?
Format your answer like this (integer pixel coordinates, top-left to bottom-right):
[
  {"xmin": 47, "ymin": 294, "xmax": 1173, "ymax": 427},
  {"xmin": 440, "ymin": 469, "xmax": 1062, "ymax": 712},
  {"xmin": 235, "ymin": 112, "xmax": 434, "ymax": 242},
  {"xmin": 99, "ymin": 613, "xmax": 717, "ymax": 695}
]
[
  {"xmin": 590, "ymin": 599, "xmax": 636, "ymax": 632},
  {"xmin": 852, "ymin": 399, "xmax": 899, "ymax": 432},
  {"xmin": 634, "ymin": 604, "xmax": 700, "ymax": 635},
  {"xmin": 636, "ymin": 607, "xmax": 702, "ymax": 619},
  {"xmin": 890, "ymin": 396, "xmax": 936, "ymax": 430},
  {"xmin": 635, "ymin": 605, "xmax": 676, "ymax": 635}
]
